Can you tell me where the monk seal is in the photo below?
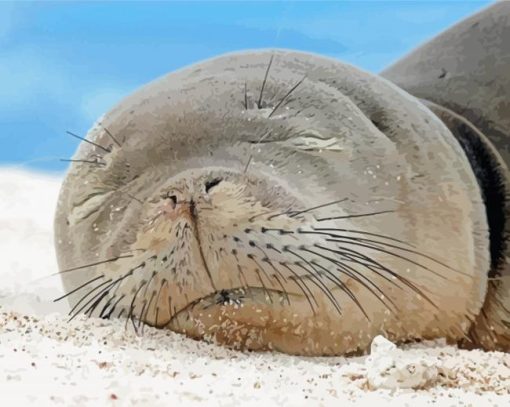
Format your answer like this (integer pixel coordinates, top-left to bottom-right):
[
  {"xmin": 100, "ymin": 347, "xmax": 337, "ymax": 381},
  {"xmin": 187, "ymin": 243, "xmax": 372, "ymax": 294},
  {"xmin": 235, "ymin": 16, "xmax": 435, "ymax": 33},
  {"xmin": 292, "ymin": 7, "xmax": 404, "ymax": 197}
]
[{"xmin": 54, "ymin": 3, "xmax": 510, "ymax": 355}]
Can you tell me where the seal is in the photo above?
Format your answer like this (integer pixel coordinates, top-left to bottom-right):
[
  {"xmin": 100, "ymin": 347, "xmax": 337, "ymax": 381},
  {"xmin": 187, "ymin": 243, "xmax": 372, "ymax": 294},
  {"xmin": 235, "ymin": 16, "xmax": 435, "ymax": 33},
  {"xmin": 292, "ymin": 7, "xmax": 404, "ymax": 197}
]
[{"xmin": 54, "ymin": 3, "xmax": 510, "ymax": 355}]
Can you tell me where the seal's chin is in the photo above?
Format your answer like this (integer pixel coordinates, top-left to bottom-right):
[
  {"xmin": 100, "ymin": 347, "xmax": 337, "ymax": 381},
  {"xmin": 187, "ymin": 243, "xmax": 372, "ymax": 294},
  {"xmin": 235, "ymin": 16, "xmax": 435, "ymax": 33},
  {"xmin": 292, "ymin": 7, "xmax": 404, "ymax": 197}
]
[{"xmin": 166, "ymin": 287, "xmax": 317, "ymax": 353}]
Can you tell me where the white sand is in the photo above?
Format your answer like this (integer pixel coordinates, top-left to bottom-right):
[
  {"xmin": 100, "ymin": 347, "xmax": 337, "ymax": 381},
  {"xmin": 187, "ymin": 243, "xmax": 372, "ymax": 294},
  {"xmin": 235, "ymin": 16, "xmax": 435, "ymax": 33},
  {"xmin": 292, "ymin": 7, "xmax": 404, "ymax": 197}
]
[{"xmin": 1, "ymin": 167, "xmax": 509, "ymax": 406}]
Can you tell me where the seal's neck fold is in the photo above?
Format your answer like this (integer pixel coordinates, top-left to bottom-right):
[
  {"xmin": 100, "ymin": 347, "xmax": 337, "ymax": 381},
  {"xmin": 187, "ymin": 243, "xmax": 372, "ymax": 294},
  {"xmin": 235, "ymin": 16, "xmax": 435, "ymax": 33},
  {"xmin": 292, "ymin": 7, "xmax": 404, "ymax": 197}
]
[{"xmin": 424, "ymin": 100, "xmax": 509, "ymax": 279}]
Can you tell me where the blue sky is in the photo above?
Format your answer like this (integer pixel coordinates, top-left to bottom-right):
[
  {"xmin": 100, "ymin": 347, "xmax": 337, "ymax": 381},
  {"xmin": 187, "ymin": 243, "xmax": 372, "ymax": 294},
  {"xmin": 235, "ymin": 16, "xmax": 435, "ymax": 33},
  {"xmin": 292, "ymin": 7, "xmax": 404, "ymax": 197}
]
[{"xmin": 0, "ymin": 1, "xmax": 492, "ymax": 173}]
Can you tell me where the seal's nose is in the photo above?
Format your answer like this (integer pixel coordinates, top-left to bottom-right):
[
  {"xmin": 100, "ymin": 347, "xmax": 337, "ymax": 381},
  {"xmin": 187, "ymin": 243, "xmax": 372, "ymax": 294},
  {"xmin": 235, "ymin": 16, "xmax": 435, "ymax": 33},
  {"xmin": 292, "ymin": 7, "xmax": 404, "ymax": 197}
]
[{"xmin": 159, "ymin": 191, "xmax": 188, "ymax": 213}]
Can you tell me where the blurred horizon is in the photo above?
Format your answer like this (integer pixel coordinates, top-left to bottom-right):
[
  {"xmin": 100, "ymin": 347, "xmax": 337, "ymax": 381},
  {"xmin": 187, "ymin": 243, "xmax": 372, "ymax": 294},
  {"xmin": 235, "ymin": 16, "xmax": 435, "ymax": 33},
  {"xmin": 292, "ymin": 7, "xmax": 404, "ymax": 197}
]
[{"xmin": 0, "ymin": 1, "xmax": 493, "ymax": 174}]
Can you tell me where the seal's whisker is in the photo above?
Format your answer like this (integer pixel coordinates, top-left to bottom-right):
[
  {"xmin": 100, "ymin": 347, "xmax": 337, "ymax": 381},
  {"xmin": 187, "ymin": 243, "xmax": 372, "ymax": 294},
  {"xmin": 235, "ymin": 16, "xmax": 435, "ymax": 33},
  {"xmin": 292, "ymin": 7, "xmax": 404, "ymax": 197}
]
[
  {"xmin": 339, "ymin": 234, "xmax": 462, "ymax": 274},
  {"xmin": 308, "ymin": 230, "xmax": 423, "ymax": 259},
  {"xmin": 278, "ymin": 261, "xmax": 318, "ymax": 315},
  {"xmin": 168, "ymin": 295, "xmax": 202, "ymax": 325},
  {"xmin": 243, "ymin": 155, "xmax": 253, "ymax": 174},
  {"xmin": 103, "ymin": 294, "xmax": 125, "ymax": 320},
  {"xmin": 260, "ymin": 227, "xmax": 294, "ymax": 235},
  {"xmin": 309, "ymin": 258, "xmax": 370, "ymax": 321},
  {"xmin": 276, "ymin": 226, "xmax": 460, "ymax": 282},
  {"xmin": 155, "ymin": 307, "xmax": 160, "ymax": 328},
  {"xmin": 326, "ymin": 249, "xmax": 401, "ymax": 295},
  {"xmin": 53, "ymin": 274, "xmax": 104, "ymax": 302},
  {"xmin": 247, "ymin": 254, "xmax": 274, "ymax": 304},
  {"xmin": 59, "ymin": 158, "xmax": 106, "ymax": 167},
  {"xmin": 129, "ymin": 312, "xmax": 138, "ymax": 334},
  {"xmin": 268, "ymin": 75, "xmax": 307, "ymax": 118},
  {"xmin": 313, "ymin": 243, "xmax": 438, "ymax": 309},
  {"xmin": 153, "ymin": 279, "xmax": 168, "ymax": 327},
  {"xmin": 85, "ymin": 289, "xmax": 111, "ymax": 317},
  {"xmin": 316, "ymin": 209, "xmax": 395, "ymax": 222},
  {"xmin": 304, "ymin": 228, "xmax": 459, "ymax": 273},
  {"xmin": 138, "ymin": 271, "xmax": 158, "ymax": 330},
  {"xmin": 243, "ymin": 130, "xmax": 272, "ymax": 174},
  {"xmin": 236, "ymin": 264, "xmax": 251, "ymax": 292},
  {"xmin": 291, "ymin": 260, "xmax": 343, "ymax": 316},
  {"xmin": 248, "ymin": 209, "xmax": 277, "ymax": 222},
  {"xmin": 266, "ymin": 209, "xmax": 293, "ymax": 221},
  {"xmin": 326, "ymin": 252, "xmax": 402, "ymax": 309},
  {"xmin": 269, "ymin": 198, "xmax": 348, "ymax": 221},
  {"xmin": 147, "ymin": 211, "xmax": 163, "ymax": 226},
  {"xmin": 66, "ymin": 130, "xmax": 112, "ymax": 154},
  {"xmin": 142, "ymin": 271, "xmax": 158, "ymax": 300},
  {"xmin": 263, "ymin": 242, "xmax": 317, "ymax": 312},
  {"xmin": 68, "ymin": 278, "xmax": 114, "ymax": 321},
  {"xmin": 99, "ymin": 294, "xmax": 116, "ymax": 319},
  {"xmin": 271, "ymin": 272, "xmax": 291, "ymax": 306},
  {"xmin": 141, "ymin": 290, "xmax": 157, "ymax": 334},
  {"xmin": 355, "ymin": 255, "xmax": 438, "ymax": 309},
  {"xmin": 251, "ymin": 242, "xmax": 288, "ymax": 284},
  {"xmin": 284, "ymin": 247, "xmax": 343, "ymax": 315},
  {"xmin": 56, "ymin": 255, "xmax": 135, "ymax": 275},
  {"xmin": 314, "ymin": 242, "xmax": 409, "ymax": 289},
  {"xmin": 170, "ymin": 297, "xmax": 177, "ymax": 327},
  {"xmin": 333, "ymin": 249, "xmax": 403, "ymax": 286},
  {"xmin": 101, "ymin": 125, "xmax": 122, "ymax": 147},
  {"xmin": 117, "ymin": 309, "xmax": 125, "ymax": 319},
  {"xmin": 243, "ymin": 81, "xmax": 248, "ymax": 110},
  {"xmin": 302, "ymin": 246, "xmax": 396, "ymax": 313},
  {"xmin": 257, "ymin": 54, "xmax": 274, "ymax": 109},
  {"xmin": 250, "ymin": 252, "xmax": 291, "ymax": 306},
  {"xmin": 325, "ymin": 237, "xmax": 447, "ymax": 280},
  {"xmin": 312, "ymin": 226, "xmax": 413, "ymax": 246},
  {"xmin": 138, "ymin": 300, "xmax": 148, "ymax": 331},
  {"xmin": 126, "ymin": 281, "xmax": 147, "ymax": 335},
  {"xmin": 123, "ymin": 191, "xmax": 144, "ymax": 205},
  {"xmin": 249, "ymin": 243, "xmax": 291, "ymax": 306},
  {"xmin": 290, "ymin": 198, "xmax": 349, "ymax": 217},
  {"xmin": 69, "ymin": 259, "xmax": 147, "ymax": 319}
]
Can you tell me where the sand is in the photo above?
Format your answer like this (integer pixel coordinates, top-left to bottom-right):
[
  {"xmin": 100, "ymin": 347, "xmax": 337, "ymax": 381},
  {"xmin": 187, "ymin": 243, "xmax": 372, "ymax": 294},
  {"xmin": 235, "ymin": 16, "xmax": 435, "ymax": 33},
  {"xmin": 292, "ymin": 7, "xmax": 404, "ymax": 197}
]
[{"xmin": 0, "ymin": 167, "xmax": 509, "ymax": 406}]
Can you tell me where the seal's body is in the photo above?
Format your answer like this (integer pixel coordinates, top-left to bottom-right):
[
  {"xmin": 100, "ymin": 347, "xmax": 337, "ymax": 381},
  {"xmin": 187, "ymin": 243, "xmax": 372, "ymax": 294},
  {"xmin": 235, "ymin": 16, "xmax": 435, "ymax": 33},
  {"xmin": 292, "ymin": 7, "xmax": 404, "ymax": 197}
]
[
  {"xmin": 382, "ymin": 2, "xmax": 510, "ymax": 351},
  {"xmin": 54, "ymin": 3, "xmax": 510, "ymax": 355}
]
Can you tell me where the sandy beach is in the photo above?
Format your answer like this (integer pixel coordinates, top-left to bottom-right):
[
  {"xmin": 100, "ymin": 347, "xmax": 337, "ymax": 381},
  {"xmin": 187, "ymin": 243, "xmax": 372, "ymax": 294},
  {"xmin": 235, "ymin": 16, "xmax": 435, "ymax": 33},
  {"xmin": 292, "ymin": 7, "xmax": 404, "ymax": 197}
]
[{"xmin": 1, "ymin": 167, "xmax": 509, "ymax": 406}]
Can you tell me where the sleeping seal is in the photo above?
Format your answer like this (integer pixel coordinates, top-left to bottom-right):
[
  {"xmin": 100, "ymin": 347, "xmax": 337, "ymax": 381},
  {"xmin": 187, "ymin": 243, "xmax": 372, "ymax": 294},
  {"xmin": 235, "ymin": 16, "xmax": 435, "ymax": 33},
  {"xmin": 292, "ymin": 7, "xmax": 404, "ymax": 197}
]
[{"xmin": 54, "ymin": 2, "xmax": 510, "ymax": 355}]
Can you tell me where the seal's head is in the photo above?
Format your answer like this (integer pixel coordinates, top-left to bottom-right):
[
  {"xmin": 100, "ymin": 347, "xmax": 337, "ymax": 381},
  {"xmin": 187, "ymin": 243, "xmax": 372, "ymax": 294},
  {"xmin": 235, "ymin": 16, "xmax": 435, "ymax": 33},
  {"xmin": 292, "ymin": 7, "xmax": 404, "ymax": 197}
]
[{"xmin": 55, "ymin": 50, "xmax": 489, "ymax": 355}]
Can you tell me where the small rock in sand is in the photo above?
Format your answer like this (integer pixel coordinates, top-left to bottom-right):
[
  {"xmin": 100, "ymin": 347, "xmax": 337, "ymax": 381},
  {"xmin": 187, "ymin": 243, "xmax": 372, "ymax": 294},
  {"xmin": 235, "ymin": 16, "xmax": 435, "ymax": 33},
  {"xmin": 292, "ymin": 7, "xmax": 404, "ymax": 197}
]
[{"xmin": 366, "ymin": 336, "xmax": 439, "ymax": 390}]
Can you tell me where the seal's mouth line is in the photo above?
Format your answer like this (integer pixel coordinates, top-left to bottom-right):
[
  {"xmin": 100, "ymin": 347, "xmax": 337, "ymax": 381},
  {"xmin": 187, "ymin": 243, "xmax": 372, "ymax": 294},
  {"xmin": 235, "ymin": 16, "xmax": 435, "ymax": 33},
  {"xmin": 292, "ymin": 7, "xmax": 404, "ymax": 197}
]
[{"xmin": 165, "ymin": 286, "xmax": 290, "ymax": 326}]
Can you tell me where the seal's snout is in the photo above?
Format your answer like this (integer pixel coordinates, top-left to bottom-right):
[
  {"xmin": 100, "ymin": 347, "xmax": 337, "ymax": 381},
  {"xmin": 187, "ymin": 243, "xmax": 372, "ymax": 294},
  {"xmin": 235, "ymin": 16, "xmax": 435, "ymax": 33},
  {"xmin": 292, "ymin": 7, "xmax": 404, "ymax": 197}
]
[{"xmin": 127, "ymin": 166, "xmax": 341, "ymax": 350}]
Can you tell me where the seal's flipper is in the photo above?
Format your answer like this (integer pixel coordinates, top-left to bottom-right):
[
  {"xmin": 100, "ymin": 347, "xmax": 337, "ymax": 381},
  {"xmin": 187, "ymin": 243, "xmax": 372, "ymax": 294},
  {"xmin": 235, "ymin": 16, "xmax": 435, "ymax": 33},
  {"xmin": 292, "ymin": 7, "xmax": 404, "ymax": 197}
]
[{"xmin": 382, "ymin": 2, "xmax": 510, "ymax": 351}]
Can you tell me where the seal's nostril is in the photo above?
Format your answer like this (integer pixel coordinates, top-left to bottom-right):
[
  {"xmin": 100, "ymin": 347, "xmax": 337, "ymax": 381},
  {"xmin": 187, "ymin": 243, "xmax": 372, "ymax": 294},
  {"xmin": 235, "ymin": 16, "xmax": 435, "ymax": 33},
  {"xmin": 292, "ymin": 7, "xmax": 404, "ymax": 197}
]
[
  {"xmin": 161, "ymin": 193, "xmax": 177, "ymax": 209},
  {"xmin": 205, "ymin": 177, "xmax": 223, "ymax": 193}
]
